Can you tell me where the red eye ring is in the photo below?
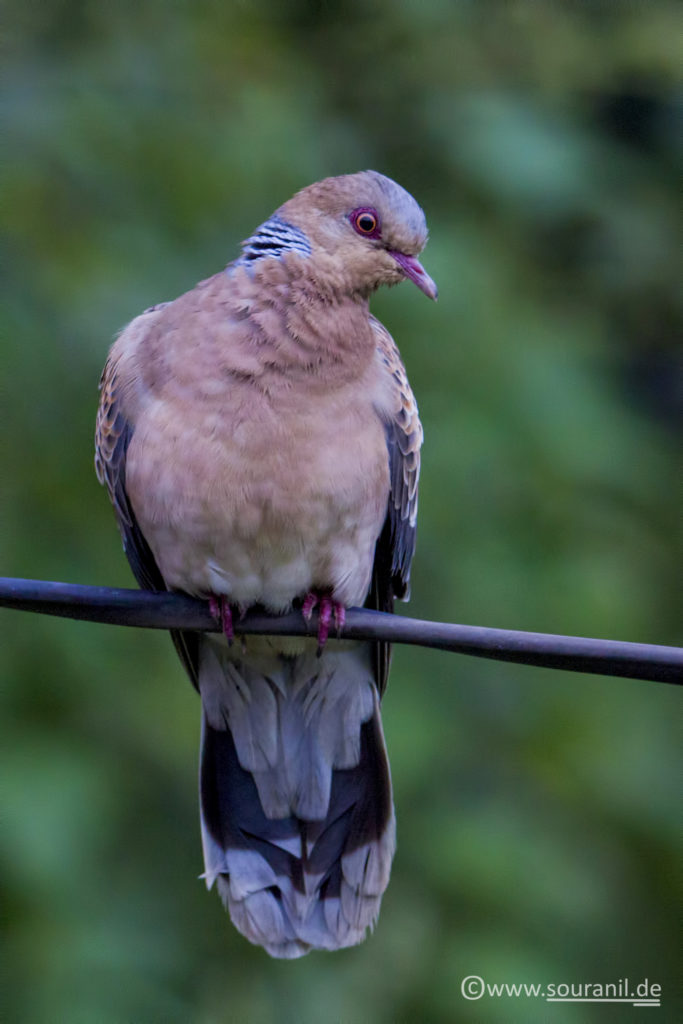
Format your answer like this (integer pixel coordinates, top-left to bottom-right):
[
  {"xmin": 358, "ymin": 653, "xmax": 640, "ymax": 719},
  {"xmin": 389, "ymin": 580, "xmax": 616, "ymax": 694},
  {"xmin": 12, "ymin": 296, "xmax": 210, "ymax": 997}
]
[{"xmin": 350, "ymin": 207, "xmax": 381, "ymax": 238}]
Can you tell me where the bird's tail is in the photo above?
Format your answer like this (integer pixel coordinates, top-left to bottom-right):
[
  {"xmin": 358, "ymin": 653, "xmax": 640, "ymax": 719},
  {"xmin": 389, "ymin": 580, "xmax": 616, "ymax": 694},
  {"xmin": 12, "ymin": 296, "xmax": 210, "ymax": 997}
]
[{"xmin": 197, "ymin": 634, "xmax": 395, "ymax": 958}]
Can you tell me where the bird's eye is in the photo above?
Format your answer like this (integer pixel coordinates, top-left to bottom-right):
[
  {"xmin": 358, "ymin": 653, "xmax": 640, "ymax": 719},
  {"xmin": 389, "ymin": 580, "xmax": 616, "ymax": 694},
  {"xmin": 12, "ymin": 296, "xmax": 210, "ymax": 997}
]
[
  {"xmin": 356, "ymin": 213, "xmax": 377, "ymax": 233},
  {"xmin": 350, "ymin": 208, "xmax": 380, "ymax": 238}
]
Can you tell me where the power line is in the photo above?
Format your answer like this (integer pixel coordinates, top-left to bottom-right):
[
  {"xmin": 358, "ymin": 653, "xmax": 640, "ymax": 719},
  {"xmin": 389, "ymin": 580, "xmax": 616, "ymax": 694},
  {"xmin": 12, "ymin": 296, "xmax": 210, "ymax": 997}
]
[{"xmin": 2, "ymin": 577, "xmax": 680, "ymax": 684}]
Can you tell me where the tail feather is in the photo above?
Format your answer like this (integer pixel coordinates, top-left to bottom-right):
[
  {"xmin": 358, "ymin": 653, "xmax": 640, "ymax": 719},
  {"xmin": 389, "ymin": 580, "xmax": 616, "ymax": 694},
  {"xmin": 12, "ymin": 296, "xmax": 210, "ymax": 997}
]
[{"xmin": 198, "ymin": 636, "xmax": 395, "ymax": 958}]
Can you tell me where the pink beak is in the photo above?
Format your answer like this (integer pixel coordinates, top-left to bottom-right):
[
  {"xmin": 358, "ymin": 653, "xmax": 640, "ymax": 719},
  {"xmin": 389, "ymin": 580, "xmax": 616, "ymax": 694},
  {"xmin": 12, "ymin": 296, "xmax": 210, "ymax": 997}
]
[{"xmin": 390, "ymin": 251, "xmax": 438, "ymax": 301}]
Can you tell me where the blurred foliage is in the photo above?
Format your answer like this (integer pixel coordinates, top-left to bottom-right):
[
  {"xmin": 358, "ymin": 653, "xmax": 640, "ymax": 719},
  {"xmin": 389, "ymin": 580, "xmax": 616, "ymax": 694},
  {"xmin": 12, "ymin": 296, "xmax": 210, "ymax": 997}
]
[{"xmin": 2, "ymin": 2, "xmax": 682, "ymax": 1022}]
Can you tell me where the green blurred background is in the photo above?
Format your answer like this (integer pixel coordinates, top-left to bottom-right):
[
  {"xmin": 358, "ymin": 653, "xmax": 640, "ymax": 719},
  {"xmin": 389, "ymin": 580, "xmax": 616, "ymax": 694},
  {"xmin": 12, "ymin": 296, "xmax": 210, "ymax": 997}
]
[{"xmin": 3, "ymin": 3, "xmax": 681, "ymax": 1022}]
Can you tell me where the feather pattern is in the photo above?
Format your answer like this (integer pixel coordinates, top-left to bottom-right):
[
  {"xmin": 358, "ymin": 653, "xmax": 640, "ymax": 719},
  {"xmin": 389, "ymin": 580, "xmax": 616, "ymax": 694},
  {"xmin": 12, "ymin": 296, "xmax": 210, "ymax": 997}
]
[
  {"xmin": 198, "ymin": 636, "xmax": 395, "ymax": 957},
  {"xmin": 371, "ymin": 316, "xmax": 422, "ymax": 594},
  {"xmin": 96, "ymin": 343, "xmax": 164, "ymax": 593},
  {"xmin": 240, "ymin": 215, "xmax": 312, "ymax": 264},
  {"xmin": 94, "ymin": 170, "xmax": 432, "ymax": 956}
]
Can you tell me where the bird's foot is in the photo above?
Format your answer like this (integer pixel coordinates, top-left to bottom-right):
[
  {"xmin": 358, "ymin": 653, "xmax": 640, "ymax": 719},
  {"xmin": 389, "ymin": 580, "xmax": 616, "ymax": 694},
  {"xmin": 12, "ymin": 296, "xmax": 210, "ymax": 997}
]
[
  {"xmin": 302, "ymin": 590, "xmax": 346, "ymax": 653},
  {"xmin": 208, "ymin": 595, "xmax": 235, "ymax": 645}
]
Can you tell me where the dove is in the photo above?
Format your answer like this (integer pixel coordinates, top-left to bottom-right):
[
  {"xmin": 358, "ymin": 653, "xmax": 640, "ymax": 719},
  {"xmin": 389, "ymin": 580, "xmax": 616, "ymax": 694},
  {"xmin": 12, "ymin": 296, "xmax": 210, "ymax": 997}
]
[{"xmin": 95, "ymin": 170, "xmax": 435, "ymax": 958}]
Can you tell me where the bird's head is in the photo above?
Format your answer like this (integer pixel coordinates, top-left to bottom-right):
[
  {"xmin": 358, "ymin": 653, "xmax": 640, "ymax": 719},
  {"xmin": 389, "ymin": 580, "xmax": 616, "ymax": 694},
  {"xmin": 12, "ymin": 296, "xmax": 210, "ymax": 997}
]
[{"xmin": 275, "ymin": 170, "xmax": 437, "ymax": 301}]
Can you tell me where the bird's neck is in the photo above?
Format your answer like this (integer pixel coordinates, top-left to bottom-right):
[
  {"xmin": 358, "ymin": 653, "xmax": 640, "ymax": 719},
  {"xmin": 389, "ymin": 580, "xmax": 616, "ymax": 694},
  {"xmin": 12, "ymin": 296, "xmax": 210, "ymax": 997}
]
[{"xmin": 229, "ymin": 257, "xmax": 377, "ymax": 388}]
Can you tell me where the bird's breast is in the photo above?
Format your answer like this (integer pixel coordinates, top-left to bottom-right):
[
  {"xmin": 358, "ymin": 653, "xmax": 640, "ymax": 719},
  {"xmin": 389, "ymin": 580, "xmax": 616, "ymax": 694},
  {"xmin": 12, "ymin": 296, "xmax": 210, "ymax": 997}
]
[{"xmin": 125, "ymin": 376, "xmax": 390, "ymax": 611}]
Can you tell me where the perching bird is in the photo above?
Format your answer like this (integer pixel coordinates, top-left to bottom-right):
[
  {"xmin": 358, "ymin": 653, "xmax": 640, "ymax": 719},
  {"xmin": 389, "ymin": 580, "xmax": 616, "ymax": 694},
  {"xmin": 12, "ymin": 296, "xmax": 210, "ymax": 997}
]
[{"xmin": 95, "ymin": 170, "xmax": 435, "ymax": 958}]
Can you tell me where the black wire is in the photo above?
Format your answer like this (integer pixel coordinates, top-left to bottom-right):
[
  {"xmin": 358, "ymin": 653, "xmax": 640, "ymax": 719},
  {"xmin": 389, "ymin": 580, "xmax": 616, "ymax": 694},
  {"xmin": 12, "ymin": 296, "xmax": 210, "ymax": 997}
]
[{"xmin": 1, "ymin": 577, "xmax": 681, "ymax": 684}]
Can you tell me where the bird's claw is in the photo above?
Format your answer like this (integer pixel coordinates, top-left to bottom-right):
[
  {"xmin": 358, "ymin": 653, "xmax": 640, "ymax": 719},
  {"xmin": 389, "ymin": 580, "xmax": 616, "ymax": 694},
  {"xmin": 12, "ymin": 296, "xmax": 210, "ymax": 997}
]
[
  {"xmin": 301, "ymin": 592, "xmax": 318, "ymax": 623},
  {"xmin": 302, "ymin": 591, "xmax": 346, "ymax": 654},
  {"xmin": 333, "ymin": 603, "xmax": 346, "ymax": 636},
  {"xmin": 209, "ymin": 595, "xmax": 235, "ymax": 645}
]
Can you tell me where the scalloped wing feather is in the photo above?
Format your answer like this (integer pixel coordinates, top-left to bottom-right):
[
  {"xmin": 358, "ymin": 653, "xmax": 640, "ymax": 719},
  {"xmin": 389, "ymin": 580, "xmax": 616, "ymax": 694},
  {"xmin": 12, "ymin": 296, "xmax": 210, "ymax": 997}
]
[
  {"xmin": 367, "ymin": 317, "xmax": 423, "ymax": 693},
  {"xmin": 95, "ymin": 355, "xmax": 165, "ymax": 593},
  {"xmin": 95, "ymin": 324, "xmax": 200, "ymax": 686}
]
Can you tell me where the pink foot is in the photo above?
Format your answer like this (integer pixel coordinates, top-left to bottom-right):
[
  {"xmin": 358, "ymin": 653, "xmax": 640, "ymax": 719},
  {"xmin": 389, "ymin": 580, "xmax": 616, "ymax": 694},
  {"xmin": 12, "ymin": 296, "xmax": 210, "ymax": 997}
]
[
  {"xmin": 209, "ymin": 595, "xmax": 235, "ymax": 644},
  {"xmin": 318, "ymin": 596, "xmax": 333, "ymax": 649},
  {"xmin": 302, "ymin": 592, "xmax": 318, "ymax": 622},
  {"xmin": 333, "ymin": 604, "xmax": 346, "ymax": 635},
  {"xmin": 301, "ymin": 591, "xmax": 346, "ymax": 653}
]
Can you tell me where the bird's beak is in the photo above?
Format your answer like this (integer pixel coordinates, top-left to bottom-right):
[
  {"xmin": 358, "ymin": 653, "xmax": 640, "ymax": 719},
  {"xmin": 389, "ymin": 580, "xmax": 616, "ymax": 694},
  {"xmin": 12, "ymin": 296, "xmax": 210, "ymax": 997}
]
[{"xmin": 389, "ymin": 251, "xmax": 438, "ymax": 301}]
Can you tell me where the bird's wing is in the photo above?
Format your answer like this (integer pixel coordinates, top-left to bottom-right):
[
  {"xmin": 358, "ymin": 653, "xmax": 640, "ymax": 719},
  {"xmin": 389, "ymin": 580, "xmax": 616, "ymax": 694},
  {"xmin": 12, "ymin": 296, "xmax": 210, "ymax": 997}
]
[
  {"xmin": 367, "ymin": 316, "xmax": 423, "ymax": 693},
  {"xmin": 95, "ymin": 350, "xmax": 164, "ymax": 592},
  {"xmin": 95, "ymin": 311, "xmax": 200, "ymax": 686}
]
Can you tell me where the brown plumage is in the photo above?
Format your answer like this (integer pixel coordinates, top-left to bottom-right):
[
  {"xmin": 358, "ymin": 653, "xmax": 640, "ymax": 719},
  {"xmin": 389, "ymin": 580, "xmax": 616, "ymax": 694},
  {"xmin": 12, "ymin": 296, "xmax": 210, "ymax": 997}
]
[{"xmin": 95, "ymin": 170, "xmax": 434, "ymax": 958}]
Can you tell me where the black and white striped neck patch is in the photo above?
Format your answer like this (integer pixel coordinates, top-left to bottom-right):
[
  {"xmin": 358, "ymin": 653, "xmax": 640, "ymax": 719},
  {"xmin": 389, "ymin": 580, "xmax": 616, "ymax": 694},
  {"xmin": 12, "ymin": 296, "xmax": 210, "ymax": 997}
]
[{"xmin": 239, "ymin": 216, "xmax": 312, "ymax": 264}]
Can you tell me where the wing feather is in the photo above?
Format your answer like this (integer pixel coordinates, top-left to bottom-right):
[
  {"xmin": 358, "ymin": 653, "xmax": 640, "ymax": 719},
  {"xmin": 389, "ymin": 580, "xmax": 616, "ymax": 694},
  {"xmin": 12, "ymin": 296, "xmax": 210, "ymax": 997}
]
[
  {"xmin": 95, "ymin": 325, "xmax": 200, "ymax": 687},
  {"xmin": 367, "ymin": 318, "xmax": 423, "ymax": 693}
]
